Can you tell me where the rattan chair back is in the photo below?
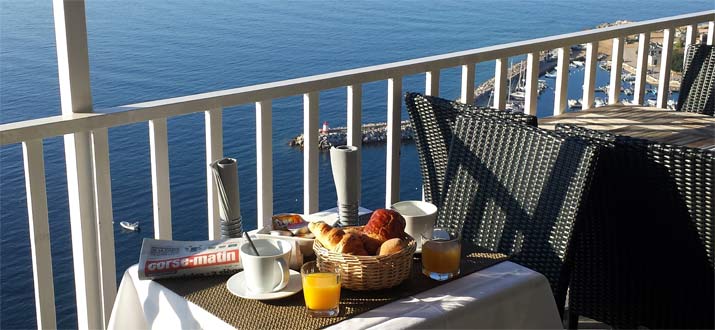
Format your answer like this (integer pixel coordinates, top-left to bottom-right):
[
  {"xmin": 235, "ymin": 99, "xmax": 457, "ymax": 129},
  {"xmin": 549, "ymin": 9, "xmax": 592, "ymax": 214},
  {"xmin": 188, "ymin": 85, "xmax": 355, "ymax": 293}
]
[
  {"xmin": 557, "ymin": 124, "xmax": 715, "ymax": 329},
  {"xmin": 677, "ymin": 44, "xmax": 714, "ymax": 115},
  {"xmin": 404, "ymin": 92, "xmax": 537, "ymax": 208},
  {"xmin": 435, "ymin": 114, "xmax": 599, "ymax": 315}
]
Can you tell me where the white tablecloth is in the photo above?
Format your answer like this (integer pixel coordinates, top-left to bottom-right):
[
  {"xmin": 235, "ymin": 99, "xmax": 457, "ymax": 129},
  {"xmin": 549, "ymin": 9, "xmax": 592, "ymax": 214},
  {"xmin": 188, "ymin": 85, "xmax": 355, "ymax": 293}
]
[{"xmin": 108, "ymin": 261, "xmax": 562, "ymax": 329}]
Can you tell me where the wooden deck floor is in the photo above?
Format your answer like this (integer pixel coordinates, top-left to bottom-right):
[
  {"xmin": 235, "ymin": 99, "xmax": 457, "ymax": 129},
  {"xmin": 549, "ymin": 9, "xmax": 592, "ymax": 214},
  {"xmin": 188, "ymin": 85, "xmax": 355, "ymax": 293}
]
[{"xmin": 539, "ymin": 105, "xmax": 715, "ymax": 150}]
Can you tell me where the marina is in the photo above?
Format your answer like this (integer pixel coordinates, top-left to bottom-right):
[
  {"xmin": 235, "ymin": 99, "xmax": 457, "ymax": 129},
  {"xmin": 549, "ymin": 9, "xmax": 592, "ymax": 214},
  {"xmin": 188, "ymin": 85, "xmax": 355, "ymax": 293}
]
[
  {"xmin": 290, "ymin": 47, "xmax": 681, "ymax": 150},
  {"xmin": 289, "ymin": 25, "xmax": 686, "ymax": 150}
]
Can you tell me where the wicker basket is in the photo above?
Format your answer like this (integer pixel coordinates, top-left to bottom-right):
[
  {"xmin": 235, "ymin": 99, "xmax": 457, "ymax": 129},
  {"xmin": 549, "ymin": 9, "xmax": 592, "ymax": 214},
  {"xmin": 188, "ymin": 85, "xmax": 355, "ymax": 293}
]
[{"xmin": 313, "ymin": 231, "xmax": 416, "ymax": 291}]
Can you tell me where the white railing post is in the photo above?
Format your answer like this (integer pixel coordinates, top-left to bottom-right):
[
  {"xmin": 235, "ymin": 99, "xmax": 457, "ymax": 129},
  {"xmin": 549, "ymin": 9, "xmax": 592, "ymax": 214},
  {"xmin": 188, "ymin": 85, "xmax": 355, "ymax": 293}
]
[
  {"xmin": 609, "ymin": 37, "xmax": 625, "ymax": 105},
  {"xmin": 52, "ymin": 0, "xmax": 103, "ymax": 328},
  {"xmin": 205, "ymin": 108, "xmax": 223, "ymax": 238},
  {"xmin": 633, "ymin": 32, "xmax": 651, "ymax": 105},
  {"xmin": 64, "ymin": 132, "xmax": 103, "ymax": 330},
  {"xmin": 524, "ymin": 52, "xmax": 539, "ymax": 115},
  {"xmin": 347, "ymin": 85, "xmax": 363, "ymax": 147},
  {"xmin": 708, "ymin": 21, "xmax": 715, "ymax": 45},
  {"xmin": 149, "ymin": 119, "xmax": 172, "ymax": 239},
  {"xmin": 684, "ymin": 24, "xmax": 698, "ymax": 48},
  {"xmin": 554, "ymin": 47, "xmax": 570, "ymax": 115},
  {"xmin": 256, "ymin": 101, "xmax": 273, "ymax": 230},
  {"xmin": 494, "ymin": 58, "xmax": 508, "ymax": 110},
  {"xmin": 386, "ymin": 77, "xmax": 402, "ymax": 207},
  {"xmin": 22, "ymin": 139, "xmax": 57, "ymax": 330},
  {"xmin": 656, "ymin": 28, "xmax": 674, "ymax": 108},
  {"xmin": 582, "ymin": 42, "xmax": 599, "ymax": 109},
  {"xmin": 90, "ymin": 129, "xmax": 116, "ymax": 327},
  {"xmin": 347, "ymin": 85, "xmax": 362, "ymax": 205},
  {"xmin": 460, "ymin": 64, "xmax": 475, "ymax": 104},
  {"xmin": 303, "ymin": 92, "xmax": 319, "ymax": 215},
  {"xmin": 425, "ymin": 70, "xmax": 440, "ymax": 97}
]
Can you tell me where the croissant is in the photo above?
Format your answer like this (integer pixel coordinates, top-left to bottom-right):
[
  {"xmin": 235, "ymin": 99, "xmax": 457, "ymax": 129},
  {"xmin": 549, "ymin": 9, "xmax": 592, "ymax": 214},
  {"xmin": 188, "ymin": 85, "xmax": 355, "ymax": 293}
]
[
  {"xmin": 333, "ymin": 232, "xmax": 369, "ymax": 256},
  {"xmin": 344, "ymin": 227, "xmax": 381, "ymax": 255},
  {"xmin": 308, "ymin": 221, "xmax": 344, "ymax": 250}
]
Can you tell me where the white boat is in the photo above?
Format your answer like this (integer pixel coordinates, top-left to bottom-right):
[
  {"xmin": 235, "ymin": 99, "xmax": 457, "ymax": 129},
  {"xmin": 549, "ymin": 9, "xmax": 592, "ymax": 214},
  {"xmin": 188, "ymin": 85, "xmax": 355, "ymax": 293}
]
[
  {"xmin": 667, "ymin": 99, "xmax": 677, "ymax": 110},
  {"xmin": 509, "ymin": 91, "xmax": 525, "ymax": 100},
  {"xmin": 544, "ymin": 70, "xmax": 557, "ymax": 78},
  {"xmin": 622, "ymin": 73, "xmax": 636, "ymax": 82},
  {"xmin": 571, "ymin": 60, "xmax": 585, "ymax": 67},
  {"xmin": 568, "ymin": 99, "xmax": 582, "ymax": 109},
  {"xmin": 594, "ymin": 98, "xmax": 606, "ymax": 107},
  {"xmin": 505, "ymin": 102, "xmax": 524, "ymax": 113},
  {"xmin": 120, "ymin": 221, "xmax": 140, "ymax": 231},
  {"xmin": 596, "ymin": 84, "xmax": 609, "ymax": 93},
  {"xmin": 537, "ymin": 80, "xmax": 548, "ymax": 94}
]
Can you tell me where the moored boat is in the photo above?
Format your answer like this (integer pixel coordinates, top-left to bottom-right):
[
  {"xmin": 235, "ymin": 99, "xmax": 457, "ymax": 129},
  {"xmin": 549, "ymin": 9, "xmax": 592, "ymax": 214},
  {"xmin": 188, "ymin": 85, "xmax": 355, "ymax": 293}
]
[
  {"xmin": 594, "ymin": 97, "xmax": 606, "ymax": 107},
  {"xmin": 621, "ymin": 73, "xmax": 636, "ymax": 82},
  {"xmin": 509, "ymin": 91, "xmax": 525, "ymax": 100}
]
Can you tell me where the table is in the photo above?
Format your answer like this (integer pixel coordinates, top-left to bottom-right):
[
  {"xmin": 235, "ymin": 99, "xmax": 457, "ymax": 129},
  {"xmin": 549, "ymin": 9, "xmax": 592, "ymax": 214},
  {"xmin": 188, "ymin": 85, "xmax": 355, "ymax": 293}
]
[
  {"xmin": 108, "ymin": 261, "xmax": 562, "ymax": 329},
  {"xmin": 539, "ymin": 105, "xmax": 715, "ymax": 149}
]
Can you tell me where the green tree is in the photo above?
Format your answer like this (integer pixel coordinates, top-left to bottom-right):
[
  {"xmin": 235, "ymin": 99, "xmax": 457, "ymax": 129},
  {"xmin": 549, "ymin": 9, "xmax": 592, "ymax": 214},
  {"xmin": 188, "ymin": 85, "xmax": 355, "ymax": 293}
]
[{"xmin": 671, "ymin": 37, "xmax": 685, "ymax": 72}]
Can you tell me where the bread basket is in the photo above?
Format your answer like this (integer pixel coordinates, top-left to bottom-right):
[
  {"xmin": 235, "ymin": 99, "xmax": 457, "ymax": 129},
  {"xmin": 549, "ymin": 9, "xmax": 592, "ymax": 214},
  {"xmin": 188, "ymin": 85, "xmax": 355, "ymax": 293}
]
[{"xmin": 313, "ymin": 230, "xmax": 416, "ymax": 291}]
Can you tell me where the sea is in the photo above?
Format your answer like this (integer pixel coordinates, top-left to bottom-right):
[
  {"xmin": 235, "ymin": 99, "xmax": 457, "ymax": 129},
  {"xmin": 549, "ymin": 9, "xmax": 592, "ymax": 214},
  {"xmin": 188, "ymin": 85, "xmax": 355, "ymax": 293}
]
[{"xmin": 1, "ymin": 0, "xmax": 711, "ymax": 328}]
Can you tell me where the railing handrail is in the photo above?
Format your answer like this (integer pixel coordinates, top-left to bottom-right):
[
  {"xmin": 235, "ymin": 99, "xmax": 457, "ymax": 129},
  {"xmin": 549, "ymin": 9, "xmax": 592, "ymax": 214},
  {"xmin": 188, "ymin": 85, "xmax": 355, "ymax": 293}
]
[{"xmin": 1, "ymin": 9, "xmax": 713, "ymax": 146}]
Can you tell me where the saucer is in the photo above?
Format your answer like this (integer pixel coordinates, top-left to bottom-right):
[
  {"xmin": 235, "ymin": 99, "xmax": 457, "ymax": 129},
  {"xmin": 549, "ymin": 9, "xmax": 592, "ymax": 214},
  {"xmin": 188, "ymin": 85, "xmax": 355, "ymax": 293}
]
[{"xmin": 226, "ymin": 269, "xmax": 302, "ymax": 300}]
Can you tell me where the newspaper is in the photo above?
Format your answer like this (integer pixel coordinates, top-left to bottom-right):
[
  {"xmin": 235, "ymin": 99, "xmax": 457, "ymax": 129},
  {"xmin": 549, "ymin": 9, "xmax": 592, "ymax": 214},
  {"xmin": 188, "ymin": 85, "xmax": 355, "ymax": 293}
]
[{"xmin": 138, "ymin": 237, "xmax": 302, "ymax": 280}]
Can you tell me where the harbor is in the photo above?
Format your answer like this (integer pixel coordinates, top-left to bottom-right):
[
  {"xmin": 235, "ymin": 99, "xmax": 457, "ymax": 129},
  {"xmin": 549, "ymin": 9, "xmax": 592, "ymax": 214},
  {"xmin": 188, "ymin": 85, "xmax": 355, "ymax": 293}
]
[
  {"xmin": 290, "ymin": 20, "xmax": 689, "ymax": 150},
  {"xmin": 473, "ymin": 50, "xmax": 567, "ymax": 107}
]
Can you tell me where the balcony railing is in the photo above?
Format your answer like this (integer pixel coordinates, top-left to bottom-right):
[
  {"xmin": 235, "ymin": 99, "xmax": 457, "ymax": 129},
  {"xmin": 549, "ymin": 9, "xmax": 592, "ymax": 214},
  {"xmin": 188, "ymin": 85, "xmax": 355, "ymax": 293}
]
[{"xmin": 0, "ymin": 4, "xmax": 713, "ymax": 329}]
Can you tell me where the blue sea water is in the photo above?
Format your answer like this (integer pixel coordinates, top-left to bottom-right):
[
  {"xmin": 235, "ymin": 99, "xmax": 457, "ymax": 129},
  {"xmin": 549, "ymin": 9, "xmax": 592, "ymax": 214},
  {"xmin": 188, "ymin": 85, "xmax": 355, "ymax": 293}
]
[{"xmin": 1, "ymin": 0, "xmax": 711, "ymax": 328}]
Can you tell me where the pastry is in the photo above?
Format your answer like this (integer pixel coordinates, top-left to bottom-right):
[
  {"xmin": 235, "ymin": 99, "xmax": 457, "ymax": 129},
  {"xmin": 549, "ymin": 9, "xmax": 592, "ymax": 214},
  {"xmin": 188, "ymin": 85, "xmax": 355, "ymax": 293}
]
[
  {"xmin": 359, "ymin": 234, "xmax": 383, "ymax": 255},
  {"xmin": 344, "ymin": 226, "xmax": 381, "ymax": 255},
  {"xmin": 333, "ymin": 232, "xmax": 369, "ymax": 256},
  {"xmin": 272, "ymin": 214, "xmax": 310, "ymax": 235},
  {"xmin": 308, "ymin": 221, "xmax": 344, "ymax": 250},
  {"xmin": 343, "ymin": 227, "xmax": 362, "ymax": 235},
  {"xmin": 363, "ymin": 209, "xmax": 406, "ymax": 243},
  {"xmin": 378, "ymin": 238, "xmax": 405, "ymax": 256}
]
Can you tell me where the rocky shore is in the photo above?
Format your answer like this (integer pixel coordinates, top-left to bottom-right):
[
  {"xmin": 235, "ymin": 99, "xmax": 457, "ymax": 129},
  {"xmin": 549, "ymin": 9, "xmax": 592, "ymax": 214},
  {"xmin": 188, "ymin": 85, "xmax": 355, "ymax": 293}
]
[{"xmin": 289, "ymin": 121, "xmax": 414, "ymax": 150}]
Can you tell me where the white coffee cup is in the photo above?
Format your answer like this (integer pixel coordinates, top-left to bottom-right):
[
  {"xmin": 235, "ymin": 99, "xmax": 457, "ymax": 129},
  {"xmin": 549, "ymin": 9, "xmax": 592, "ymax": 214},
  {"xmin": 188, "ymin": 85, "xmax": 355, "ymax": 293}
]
[
  {"xmin": 239, "ymin": 238, "xmax": 292, "ymax": 293},
  {"xmin": 390, "ymin": 200, "xmax": 438, "ymax": 252}
]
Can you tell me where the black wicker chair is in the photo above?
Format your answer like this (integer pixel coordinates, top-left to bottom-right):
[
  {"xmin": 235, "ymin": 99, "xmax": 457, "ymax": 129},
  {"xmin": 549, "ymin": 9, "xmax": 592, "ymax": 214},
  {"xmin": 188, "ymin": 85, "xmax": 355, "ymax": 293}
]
[
  {"xmin": 556, "ymin": 124, "xmax": 715, "ymax": 329},
  {"xmin": 435, "ymin": 114, "xmax": 599, "ymax": 316},
  {"xmin": 676, "ymin": 44, "xmax": 714, "ymax": 115},
  {"xmin": 404, "ymin": 92, "xmax": 537, "ymax": 208}
]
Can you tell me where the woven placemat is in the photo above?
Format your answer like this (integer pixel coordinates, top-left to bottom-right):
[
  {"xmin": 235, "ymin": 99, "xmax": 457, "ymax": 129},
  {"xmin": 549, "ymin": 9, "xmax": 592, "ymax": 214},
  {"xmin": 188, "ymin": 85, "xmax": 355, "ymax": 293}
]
[{"xmin": 158, "ymin": 244, "xmax": 506, "ymax": 329}]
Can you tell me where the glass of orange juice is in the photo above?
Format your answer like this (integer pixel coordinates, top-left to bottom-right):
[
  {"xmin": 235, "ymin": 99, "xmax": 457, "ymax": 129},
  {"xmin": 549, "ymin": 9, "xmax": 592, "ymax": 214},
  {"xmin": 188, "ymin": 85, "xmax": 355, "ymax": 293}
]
[
  {"xmin": 301, "ymin": 261, "xmax": 341, "ymax": 317},
  {"xmin": 421, "ymin": 228, "xmax": 461, "ymax": 281}
]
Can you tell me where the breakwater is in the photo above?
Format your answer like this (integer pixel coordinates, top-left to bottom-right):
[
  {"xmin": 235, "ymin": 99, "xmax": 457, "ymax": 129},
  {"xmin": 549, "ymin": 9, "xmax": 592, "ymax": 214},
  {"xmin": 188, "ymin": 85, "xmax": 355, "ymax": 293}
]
[{"xmin": 289, "ymin": 121, "xmax": 414, "ymax": 150}]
